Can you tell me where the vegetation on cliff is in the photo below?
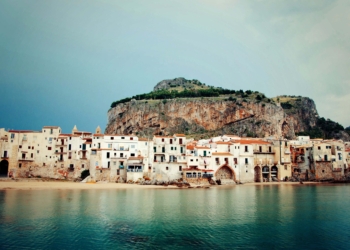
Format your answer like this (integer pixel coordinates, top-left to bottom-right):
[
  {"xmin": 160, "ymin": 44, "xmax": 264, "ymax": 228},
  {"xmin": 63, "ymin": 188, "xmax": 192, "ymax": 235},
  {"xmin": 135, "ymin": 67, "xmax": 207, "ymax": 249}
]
[
  {"xmin": 297, "ymin": 117, "xmax": 345, "ymax": 139},
  {"xmin": 110, "ymin": 78, "xmax": 271, "ymax": 108},
  {"xmin": 107, "ymin": 78, "xmax": 349, "ymax": 141}
]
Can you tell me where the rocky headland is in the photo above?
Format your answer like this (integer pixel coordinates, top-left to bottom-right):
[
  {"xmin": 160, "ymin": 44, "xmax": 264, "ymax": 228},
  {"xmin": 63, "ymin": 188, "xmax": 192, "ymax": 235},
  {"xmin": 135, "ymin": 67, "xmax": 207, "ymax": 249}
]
[{"xmin": 106, "ymin": 77, "xmax": 349, "ymax": 140}]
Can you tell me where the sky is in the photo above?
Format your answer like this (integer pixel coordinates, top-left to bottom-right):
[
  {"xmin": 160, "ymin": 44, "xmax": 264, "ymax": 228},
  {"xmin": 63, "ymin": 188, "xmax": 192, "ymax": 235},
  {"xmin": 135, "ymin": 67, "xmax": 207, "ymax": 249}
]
[{"xmin": 1, "ymin": 0, "xmax": 349, "ymax": 133}]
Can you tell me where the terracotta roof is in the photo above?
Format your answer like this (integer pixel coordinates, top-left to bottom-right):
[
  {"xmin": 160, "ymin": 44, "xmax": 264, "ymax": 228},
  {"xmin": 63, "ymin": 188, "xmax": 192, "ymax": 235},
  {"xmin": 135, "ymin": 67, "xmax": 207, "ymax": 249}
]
[
  {"xmin": 9, "ymin": 130, "xmax": 39, "ymax": 133},
  {"xmin": 128, "ymin": 156, "xmax": 143, "ymax": 160},
  {"xmin": 187, "ymin": 145, "xmax": 195, "ymax": 150},
  {"xmin": 232, "ymin": 139, "xmax": 271, "ymax": 145},
  {"xmin": 212, "ymin": 152, "xmax": 233, "ymax": 156},
  {"xmin": 104, "ymin": 134, "xmax": 130, "ymax": 136},
  {"xmin": 154, "ymin": 135, "xmax": 173, "ymax": 138},
  {"xmin": 138, "ymin": 138, "xmax": 148, "ymax": 141},
  {"xmin": 174, "ymin": 134, "xmax": 186, "ymax": 137},
  {"xmin": 93, "ymin": 134, "xmax": 105, "ymax": 137},
  {"xmin": 216, "ymin": 141, "xmax": 232, "ymax": 145},
  {"xmin": 74, "ymin": 131, "xmax": 92, "ymax": 135},
  {"xmin": 182, "ymin": 168, "xmax": 201, "ymax": 171}
]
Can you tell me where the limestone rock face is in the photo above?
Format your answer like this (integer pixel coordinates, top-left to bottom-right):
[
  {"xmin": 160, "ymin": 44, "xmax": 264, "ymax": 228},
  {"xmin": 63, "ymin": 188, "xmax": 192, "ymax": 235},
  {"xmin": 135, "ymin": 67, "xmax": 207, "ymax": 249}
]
[{"xmin": 105, "ymin": 97, "xmax": 319, "ymax": 139}]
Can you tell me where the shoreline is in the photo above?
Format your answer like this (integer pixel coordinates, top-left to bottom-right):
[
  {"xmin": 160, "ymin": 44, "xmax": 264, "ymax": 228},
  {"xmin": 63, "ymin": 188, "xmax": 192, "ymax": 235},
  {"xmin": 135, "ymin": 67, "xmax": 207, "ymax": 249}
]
[{"xmin": 0, "ymin": 179, "xmax": 339, "ymax": 190}]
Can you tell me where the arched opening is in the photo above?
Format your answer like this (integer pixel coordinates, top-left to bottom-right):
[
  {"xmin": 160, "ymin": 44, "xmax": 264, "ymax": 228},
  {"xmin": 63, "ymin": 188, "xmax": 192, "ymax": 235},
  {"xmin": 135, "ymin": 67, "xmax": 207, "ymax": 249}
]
[
  {"xmin": 262, "ymin": 166, "xmax": 269, "ymax": 182},
  {"xmin": 271, "ymin": 166, "xmax": 278, "ymax": 181},
  {"xmin": 215, "ymin": 165, "xmax": 236, "ymax": 182},
  {"xmin": 0, "ymin": 160, "xmax": 9, "ymax": 177},
  {"xmin": 254, "ymin": 166, "xmax": 261, "ymax": 182}
]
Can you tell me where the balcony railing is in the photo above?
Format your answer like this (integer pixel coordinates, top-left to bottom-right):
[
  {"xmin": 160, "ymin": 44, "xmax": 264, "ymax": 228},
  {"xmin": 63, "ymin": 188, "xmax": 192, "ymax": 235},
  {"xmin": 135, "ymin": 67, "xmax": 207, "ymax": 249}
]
[
  {"xmin": 18, "ymin": 157, "xmax": 33, "ymax": 161},
  {"xmin": 127, "ymin": 169, "xmax": 143, "ymax": 172},
  {"xmin": 114, "ymin": 148, "xmax": 129, "ymax": 151}
]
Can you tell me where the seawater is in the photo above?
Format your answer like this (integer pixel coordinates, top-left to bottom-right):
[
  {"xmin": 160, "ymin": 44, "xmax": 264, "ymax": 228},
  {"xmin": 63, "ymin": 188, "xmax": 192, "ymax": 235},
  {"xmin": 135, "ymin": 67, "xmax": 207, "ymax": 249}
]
[{"xmin": 0, "ymin": 184, "xmax": 350, "ymax": 250}]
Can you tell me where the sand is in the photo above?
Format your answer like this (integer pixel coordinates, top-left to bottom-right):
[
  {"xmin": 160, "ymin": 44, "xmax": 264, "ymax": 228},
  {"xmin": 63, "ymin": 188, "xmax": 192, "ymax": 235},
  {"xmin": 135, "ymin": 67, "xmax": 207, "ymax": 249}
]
[
  {"xmin": 0, "ymin": 180, "xmax": 176, "ymax": 190},
  {"xmin": 0, "ymin": 179, "xmax": 321, "ymax": 190}
]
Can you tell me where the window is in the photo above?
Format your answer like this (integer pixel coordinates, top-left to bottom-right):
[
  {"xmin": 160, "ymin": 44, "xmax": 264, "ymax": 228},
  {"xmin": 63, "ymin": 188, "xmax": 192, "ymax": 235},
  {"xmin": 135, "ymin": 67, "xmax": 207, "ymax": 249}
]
[
  {"xmin": 234, "ymin": 158, "xmax": 238, "ymax": 164},
  {"xmin": 162, "ymin": 138, "xmax": 164, "ymax": 142},
  {"xmin": 154, "ymin": 147, "xmax": 156, "ymax": 153},
  {"xmin": 162, "ymin": 147, "xmax": 165, "ymax": 153},
  {"xmin": 121, "ymin": 137, "xmax": 125, "ymax": 139},
  {"xmin": 245, "ymin": 146, "xmax": 248, "ymax": 152},
  {"xmin": 216, "ymin": 158, "xmax": 220, "ymax": 164},
  {"xmin": 170, "ymin": 139, "xmax": 173, "ymax": 144},
  {"xmin": 120, "ymin": 153, "xmax": 123, "ymax": 157},
  {"xmin": 284, "ymin": 165, "xmax": 287, "ymax": 170},
  {"xmin": 245, "ymin": 158, "xmax": 248, "ymax": 164},
  {"xmin": 68, "ymin": 144, "xmax": 72, "ymax": 150},
  {"xmin": 107, "ymin": 152, "xmax": 110, "ymax": 158},
  {"xmin": 31, "ymin": 153, "xmax": 33, "ymax": 158},
  {"xmin": 171, "ymin": 147, "xmax": 173, "ymax": 150},
  {"xmin": 48, "ymin": 147, "xmax": 52, "ymax": 150},
  {"xmin": 259, "ymin": 146, "xmax": 262, "ymax": 152},
  {"xmin": 43, "ymin": 163, "xmax": 46, "ymax": 166},
  {"xmin": 108, "ymin": 144, "xmax": 112, "ymax": 148},
  {"xmin": 269, "ymin": 147, "xmax": 272, "ymax": 153},
  {"xmin": 82, "ymin": 164, "xmax": 85, "ymax": 168},
  {"xmin": 131, "ymin": 153, "xmax": 135, "ymax": 156},
  {"xmin": 166, "ymin": 167, "xmax": 168, "ymax": 170},
  {"xmin": 11, "ymin": 133, "xmax": 15, "ymax": 139},
  {"xmin": 318, "ymin": 146, "xmax": 321, "ymax": 150},
  {"xmin": 32, "ymin": 146, "xmax": 34, "ymax": 149},
  {"xmin": 19, "ymin": 145, "xmax": 22, "ymax": 149},
  {"xmin": 111, "ymin": 137, "xmax": 114, "ymax": 140},
  {"xmin": 130, "ymin": 137, "xmax": 133, "ymax": 140},
  {"xmin": 179, "ymin": 166, "xmax": 182, "ymax": 171},
  {"xmin": 108, "ymin": 161, "xmax": 110, "ymax": 168}
]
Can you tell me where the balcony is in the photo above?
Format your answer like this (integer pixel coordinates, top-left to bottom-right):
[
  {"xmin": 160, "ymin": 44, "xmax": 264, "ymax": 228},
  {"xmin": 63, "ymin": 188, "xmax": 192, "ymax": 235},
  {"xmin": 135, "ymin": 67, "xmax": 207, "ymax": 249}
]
[
  {"xmin": 127, "ymin": 169, "xmax": 143, "ymax": 172},
  {"xmin": 111, "ymin": 156, "xmax": 128, "ymax": 159},
  {"xmin": 253, "ymin": 150, "xmax": 275, "ymax": 154},
  {"xmin": 18, "ymin": 157, "xmax": 33, "ymax": 161},
  {"xmin": 55, "ymin": 152, "xmax": 67, "ymax": 155},
  {"xmin": 114, "ymin": 148, "xmax": 129, "ymax": 151}
]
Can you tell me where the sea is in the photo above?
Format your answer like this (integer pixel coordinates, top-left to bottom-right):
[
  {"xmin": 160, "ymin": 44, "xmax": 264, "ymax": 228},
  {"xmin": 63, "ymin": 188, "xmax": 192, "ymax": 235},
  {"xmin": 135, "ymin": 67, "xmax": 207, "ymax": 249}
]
[{"xmin": 0, "ymin": 184, "xmax": 349, "ymax": 250}]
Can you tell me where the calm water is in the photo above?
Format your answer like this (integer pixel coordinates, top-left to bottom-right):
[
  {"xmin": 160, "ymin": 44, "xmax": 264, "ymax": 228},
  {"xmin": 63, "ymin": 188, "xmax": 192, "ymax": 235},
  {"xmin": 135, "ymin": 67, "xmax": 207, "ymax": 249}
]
[{"xmin": 0, "ymin": 184, "xmax": 350, "ymax": 250}]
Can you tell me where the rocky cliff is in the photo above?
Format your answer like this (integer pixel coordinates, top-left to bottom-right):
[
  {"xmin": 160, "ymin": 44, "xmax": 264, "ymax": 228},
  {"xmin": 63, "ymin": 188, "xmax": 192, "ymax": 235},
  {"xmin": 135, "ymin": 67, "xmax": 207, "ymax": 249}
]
[{"xmin": 106, "ymin": 78, "xmax": 349, "ymax": 140}]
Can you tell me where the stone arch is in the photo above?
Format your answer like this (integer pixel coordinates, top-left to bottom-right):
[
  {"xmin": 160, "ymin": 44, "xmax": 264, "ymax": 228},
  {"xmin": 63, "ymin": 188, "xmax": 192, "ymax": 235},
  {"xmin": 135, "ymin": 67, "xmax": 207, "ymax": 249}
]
[
  {"xmin": 254, "ymin": 166, "xmax": 261, "ymax": 182},
  {"xmin": 0, "ymin": 160, "xmax": 9, "ymax": 177},
  {"xmin": 215, "ymin": 165, "xmax": 236, "ymax": 182},
  {"xmin": 271, "ymin": 165, "xmax": 278, "ymax": 181},
  {"xmin": 262, "ymin": 165, "xmax": 270, "ymax": 182}
]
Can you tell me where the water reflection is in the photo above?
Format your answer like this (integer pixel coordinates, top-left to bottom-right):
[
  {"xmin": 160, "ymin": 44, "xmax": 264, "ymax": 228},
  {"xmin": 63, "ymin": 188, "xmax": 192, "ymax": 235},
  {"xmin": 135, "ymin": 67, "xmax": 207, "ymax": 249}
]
[{"xmin": 0, "ymin": 185, "xmax": 350, "ymax": 249}]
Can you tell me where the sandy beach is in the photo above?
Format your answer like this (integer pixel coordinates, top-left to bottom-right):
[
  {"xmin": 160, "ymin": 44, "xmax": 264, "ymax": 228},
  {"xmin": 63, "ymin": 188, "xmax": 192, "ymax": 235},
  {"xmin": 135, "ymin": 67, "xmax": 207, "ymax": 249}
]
[{"xmin": 0, "ymin": 179, "xmax": 323, "ymax": 190}]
